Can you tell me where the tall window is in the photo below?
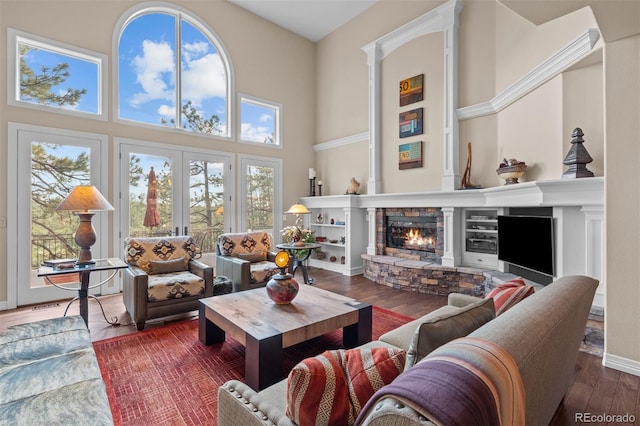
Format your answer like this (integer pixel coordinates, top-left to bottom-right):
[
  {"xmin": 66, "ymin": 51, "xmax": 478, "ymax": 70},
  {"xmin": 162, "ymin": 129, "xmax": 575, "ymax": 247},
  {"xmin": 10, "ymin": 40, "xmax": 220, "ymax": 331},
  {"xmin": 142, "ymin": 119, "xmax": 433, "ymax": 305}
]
[
  {"xmin": 117, "ymin": 6, "xmax": 231, "ymax": 136},
  {"xmin": 8, "ymin": 29, "xmax": 107, "ymax": 120}
]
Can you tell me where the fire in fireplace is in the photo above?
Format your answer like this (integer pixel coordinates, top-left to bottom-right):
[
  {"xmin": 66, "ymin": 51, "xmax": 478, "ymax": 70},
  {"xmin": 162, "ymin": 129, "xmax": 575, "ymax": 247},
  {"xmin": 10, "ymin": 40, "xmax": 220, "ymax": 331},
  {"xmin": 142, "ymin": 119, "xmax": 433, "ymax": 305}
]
[{"xmin": 386, "ymin": 215, "xmax": 437, "ymax": 253}]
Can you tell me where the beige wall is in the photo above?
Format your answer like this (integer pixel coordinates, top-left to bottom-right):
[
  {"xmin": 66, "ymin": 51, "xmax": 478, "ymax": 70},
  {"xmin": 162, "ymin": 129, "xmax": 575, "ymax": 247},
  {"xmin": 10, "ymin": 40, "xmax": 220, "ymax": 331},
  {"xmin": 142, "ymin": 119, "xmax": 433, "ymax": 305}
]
[
  {"xmin": 0, "ymin": 0, "xmax": 316, "ymax": 302},
  {"xmin": 604, "ymin": 34, "xmax": 640, "ymax": 365},
  {"xmin": 381, "ymin": 32, "xmax": 444, "ymax": 193}
]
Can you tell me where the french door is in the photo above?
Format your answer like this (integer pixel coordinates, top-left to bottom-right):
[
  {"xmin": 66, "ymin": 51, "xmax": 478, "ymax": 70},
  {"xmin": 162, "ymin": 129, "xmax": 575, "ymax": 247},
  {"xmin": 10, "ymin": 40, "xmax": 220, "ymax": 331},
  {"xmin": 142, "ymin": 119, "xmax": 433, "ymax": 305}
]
[
  {"xmin": 116, "ymin": 140, "xmax": 233, "ymax": 268},
  {"xmin": 9, "ymin": 124, "xmax": 109, "ymax": 306}
]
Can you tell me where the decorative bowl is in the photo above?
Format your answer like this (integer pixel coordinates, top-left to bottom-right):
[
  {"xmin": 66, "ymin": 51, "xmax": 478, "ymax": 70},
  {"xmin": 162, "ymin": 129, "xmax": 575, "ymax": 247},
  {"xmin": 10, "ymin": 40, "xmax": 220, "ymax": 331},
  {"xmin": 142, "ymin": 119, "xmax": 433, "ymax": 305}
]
[{"xmin": 496, "ymin": 164, "xmax": 527, "ymax": 185}]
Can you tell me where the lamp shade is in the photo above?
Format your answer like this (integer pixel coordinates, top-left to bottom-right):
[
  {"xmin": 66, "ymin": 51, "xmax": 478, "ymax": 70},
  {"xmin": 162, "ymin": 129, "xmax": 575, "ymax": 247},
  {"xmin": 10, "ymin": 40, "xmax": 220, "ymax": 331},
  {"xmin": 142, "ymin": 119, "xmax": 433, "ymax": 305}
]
[
  {"xmin": 286, "ymin": 203, "xmax": 310, "ymax": 215},
  {"xmin": 56, "ymin": 185, "xmax": 114, "ymax": 212}
]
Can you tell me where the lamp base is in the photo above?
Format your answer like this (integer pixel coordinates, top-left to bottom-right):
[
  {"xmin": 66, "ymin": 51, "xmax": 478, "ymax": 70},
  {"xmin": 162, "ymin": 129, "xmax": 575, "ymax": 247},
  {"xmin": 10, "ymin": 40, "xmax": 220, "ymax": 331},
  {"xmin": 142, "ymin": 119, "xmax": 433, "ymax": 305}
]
[{"xmin": 75, "ymin": 213, "xmax": 97, "ymax": 266}]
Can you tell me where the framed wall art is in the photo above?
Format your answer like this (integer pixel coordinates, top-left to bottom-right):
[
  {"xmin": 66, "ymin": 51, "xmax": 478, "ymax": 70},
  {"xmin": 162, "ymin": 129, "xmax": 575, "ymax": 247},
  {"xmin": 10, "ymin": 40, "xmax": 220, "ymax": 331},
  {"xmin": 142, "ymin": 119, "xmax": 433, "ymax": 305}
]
[
  {"xmin": 399, "ymin": 108, "xmax": 423, "ymax": 138},
  {"xmin": 399, "ymin": 141, "xmax": 423, "ymax": 170},
  {"xmin": 399, "ymin": 74, "xmax": 424, "ymax": 106}
]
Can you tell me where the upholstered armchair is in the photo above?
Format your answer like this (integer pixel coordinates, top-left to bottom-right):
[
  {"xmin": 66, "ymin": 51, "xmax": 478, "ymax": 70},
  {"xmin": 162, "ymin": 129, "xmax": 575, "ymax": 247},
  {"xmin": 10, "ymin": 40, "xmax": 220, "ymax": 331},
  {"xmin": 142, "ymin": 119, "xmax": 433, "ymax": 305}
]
[
  {"xmin": 123, "ymin": 236, "xmax": 214, "ymax": 330},
  {"xmin": 215, "ymin": 231, "xmax": 280, "ymax": 293}
]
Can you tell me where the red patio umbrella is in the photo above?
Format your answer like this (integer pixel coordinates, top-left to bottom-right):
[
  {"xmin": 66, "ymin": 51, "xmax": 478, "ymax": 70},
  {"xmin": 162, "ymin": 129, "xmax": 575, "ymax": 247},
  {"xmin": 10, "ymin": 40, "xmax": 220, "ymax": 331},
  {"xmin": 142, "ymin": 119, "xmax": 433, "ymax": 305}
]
[{"xmin": 143, "ymin": 167, "xmax": 161, "ymax": 229}]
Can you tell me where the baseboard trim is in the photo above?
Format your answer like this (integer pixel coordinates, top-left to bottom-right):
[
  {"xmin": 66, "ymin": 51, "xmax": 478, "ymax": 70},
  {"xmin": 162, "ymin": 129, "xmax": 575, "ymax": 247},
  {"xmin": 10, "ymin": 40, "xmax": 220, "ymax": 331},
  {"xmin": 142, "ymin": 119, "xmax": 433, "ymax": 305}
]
[{"xmin": 602, "ymin": 352, "xmax": 640, "ymax": 377}]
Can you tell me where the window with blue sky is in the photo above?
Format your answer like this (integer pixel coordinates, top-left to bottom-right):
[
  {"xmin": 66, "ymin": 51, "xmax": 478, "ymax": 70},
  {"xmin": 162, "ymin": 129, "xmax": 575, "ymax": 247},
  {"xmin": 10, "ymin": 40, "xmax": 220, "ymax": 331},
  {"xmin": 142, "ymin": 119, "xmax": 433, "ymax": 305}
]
[
  {"xmin": 118, "ymin": 11, "xmax": 228, "ymax": 135},
  {"xmin": 240, "ymin": 96, "xmax": 280, "ymax": 146},
  {"xmin": 10, "ymin": 29, "xmax": 105, "ymax": 118}
]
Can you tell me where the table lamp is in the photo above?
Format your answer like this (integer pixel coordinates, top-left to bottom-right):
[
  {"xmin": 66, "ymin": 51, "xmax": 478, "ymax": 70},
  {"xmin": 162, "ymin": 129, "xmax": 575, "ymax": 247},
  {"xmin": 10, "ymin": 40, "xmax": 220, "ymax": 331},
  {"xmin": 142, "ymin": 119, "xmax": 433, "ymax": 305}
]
[
  {"xmin": 286, "ymin": 203, "xmax": 310, "ymax": 228},
  {"xmin": 56, "ymin": 185, "xmax": 114, "ymax": 265}
]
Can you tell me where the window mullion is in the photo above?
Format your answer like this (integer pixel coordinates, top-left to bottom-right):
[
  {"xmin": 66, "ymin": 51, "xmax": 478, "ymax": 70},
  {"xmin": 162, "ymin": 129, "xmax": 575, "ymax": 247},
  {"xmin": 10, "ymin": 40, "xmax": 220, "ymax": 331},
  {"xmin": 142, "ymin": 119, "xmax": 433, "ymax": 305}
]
[{"xmin": 175, "ymin": 15, "xmax": 182, "ymax": 130}]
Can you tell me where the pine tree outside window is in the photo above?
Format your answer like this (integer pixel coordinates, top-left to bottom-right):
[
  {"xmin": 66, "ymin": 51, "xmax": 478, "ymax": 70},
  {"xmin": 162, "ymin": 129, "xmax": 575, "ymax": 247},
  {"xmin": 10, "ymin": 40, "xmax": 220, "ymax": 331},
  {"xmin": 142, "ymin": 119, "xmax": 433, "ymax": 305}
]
[{"xmin": 8, "ymin": 29, "xmax": 107, "ymax": 120}]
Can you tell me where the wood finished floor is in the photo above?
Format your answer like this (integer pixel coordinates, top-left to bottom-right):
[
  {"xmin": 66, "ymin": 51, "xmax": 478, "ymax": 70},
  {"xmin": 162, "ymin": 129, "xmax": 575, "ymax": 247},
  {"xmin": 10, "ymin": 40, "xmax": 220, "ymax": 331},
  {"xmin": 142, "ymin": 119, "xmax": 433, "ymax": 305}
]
[{"xmin": 1, "ymin": 267, "xmax": 637, "ymax": 425}]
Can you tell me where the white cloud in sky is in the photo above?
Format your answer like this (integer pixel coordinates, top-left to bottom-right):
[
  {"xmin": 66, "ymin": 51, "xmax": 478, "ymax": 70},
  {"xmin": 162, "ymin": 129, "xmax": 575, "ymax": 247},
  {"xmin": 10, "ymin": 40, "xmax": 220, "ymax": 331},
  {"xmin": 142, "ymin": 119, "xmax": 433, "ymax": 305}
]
[
  {"xmin": 259, "ymin": 113, "xmax": 272, "ymax": 123},
  {"xmin": 128, "ymin": 38, "xmax": 226, "ymax": 110},
  {"xmin": 129, "ymin": 40, "xmax": 175, "ymax": 107},
  {"xmin": 157, "ymin": 104, "xmax": 175, "ymax": 117},
  {"xmin": 241, "ymin": 122, "xmax": 272, "ymax": 143},
  {"xmin": 181, "ymin": 51, "xmax": 226, "ymax": 105}
]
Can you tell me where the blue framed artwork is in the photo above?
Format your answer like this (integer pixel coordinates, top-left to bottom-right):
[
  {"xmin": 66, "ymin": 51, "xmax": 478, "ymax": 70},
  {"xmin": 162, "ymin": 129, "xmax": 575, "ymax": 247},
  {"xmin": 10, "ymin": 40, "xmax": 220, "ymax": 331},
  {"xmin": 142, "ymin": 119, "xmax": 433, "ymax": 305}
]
[
  {"xmin": 399, "ymin": 108, "xmax": 423, "ymax": 138},
  {"xmin": 399, "ymin": 141, "xmax": 423, "ymax": 170}
]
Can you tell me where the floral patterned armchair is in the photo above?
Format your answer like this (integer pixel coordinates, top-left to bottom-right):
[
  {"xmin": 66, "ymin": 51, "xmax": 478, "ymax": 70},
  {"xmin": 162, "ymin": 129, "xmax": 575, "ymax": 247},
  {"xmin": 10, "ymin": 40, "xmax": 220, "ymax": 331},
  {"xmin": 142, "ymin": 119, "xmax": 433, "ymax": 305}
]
[
  {"xmin": 215, "ymin": 231, "xmax": 279, "ymax": 293},
  {"xmin": 123, "ymin": 236, "xmax": 214, "ymax": 330}
]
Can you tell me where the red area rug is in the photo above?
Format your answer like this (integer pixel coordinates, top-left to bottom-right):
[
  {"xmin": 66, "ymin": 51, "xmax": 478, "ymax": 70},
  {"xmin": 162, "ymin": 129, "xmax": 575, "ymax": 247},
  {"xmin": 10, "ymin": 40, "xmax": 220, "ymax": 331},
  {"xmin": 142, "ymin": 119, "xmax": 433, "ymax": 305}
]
[{"xmin": 93, "ymin": 306, "xmax": 412, "ymax": 425}]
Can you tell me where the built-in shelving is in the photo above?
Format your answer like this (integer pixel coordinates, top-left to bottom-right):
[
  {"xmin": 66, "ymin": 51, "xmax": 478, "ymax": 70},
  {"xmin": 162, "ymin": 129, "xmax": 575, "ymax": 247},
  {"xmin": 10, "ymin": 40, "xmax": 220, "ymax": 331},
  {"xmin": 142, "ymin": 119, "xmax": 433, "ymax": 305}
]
[
  {"xmin": 462, "ymin": 208, "xmax": 501, "ymax": 268},
  {"xmin": 300, "ymin": 195, "xmax": 367, "ymax": 276}
]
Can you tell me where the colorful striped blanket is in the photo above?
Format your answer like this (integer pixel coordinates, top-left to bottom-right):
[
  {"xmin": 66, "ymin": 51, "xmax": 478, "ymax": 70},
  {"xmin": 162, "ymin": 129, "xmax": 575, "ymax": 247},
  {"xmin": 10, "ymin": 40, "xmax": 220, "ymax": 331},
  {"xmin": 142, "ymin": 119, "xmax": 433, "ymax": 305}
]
[{"xmin": 355, "ymin": 337, "xmax": 525, "ymax": 425}]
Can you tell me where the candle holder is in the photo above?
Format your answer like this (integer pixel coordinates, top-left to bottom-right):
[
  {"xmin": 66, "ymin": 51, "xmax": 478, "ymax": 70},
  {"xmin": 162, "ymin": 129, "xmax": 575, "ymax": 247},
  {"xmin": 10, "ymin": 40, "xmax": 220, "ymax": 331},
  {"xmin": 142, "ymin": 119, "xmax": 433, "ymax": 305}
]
[
  {"xmin": 309, "ymin": 177, "xmax": 316, "ymax": 196},
  {"xmin": 318, "ymin": 182, "xmax": 322, "ymax": 196}
]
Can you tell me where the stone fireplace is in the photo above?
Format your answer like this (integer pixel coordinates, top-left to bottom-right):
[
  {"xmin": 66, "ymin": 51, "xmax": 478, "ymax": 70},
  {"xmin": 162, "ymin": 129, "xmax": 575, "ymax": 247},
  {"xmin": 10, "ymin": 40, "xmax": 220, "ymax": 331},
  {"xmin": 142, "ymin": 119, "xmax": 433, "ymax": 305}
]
[{"xmin": 377, "ymin": 208, "xmax": 443, "ymax": 263}]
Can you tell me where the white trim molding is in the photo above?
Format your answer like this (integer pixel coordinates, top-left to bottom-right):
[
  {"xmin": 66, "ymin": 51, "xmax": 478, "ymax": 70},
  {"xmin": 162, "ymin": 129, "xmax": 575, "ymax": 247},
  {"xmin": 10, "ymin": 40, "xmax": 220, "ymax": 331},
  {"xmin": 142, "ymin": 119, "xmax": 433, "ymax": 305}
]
[
  {"xmin": 603, "ymin": 352, "xmax": 640, "ymax": 377},
  {"xmin": 457, "ymin": 28, "xmax": 600, "ymax": 120},
  {"xmin": 361, "ymin": 0, "xmax": 463, "ymax": 193},
  {"xmin": 313, "ymin": 132, "xmax": 369, "ymax": 152}
]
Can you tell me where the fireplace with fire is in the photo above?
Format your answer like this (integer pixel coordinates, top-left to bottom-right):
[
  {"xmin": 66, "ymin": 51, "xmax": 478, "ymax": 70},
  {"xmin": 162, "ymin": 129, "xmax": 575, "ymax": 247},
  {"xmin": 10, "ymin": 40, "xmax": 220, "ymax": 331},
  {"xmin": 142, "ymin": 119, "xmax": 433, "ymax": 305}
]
[{"xmin": 380, "ymin": 208, "xmax": 443, "ymax": 263}]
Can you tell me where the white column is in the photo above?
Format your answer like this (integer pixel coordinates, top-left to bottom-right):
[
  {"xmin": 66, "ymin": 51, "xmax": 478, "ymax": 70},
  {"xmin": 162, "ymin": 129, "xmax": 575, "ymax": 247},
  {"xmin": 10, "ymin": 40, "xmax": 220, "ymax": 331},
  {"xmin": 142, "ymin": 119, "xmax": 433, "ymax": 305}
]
[
  {"xmin": 441, "ymin": 207, "xmax": 461, "ymax": 267},
  {"xmin": 361, "ymin": 44, "xmax": 382, "ymax": 195},
  {"xmin": 441, "ymin": 9, "xmax": 461, "ymax": 191},
  {"xmin": 366, "ymin": 207, "xmax": 377, "ymax": 255},
  {"xmin": 582, "ymin": 205, "xmax": 604, "ymax": 308}
]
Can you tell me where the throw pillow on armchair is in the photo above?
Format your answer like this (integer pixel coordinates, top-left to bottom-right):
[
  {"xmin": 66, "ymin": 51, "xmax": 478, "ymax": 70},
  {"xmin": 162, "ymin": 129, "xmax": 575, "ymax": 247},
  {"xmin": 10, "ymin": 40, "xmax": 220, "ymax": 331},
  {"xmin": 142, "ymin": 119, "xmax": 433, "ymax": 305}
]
[{"xmin": 485, "ymin": 277, "xmax": 534, "ymax": 315}]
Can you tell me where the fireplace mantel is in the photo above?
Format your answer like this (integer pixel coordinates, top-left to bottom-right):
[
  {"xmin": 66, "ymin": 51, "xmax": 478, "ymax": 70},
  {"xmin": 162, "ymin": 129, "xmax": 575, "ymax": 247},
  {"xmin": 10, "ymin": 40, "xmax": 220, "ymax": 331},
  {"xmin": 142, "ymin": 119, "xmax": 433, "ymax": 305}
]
[
  {"xmin": 301, "ymin": 176, "xmax": 604, "ymax": 307},
  {"xmin": 355, "ymin": 177, "xmax": 604, "ymax": 209}
]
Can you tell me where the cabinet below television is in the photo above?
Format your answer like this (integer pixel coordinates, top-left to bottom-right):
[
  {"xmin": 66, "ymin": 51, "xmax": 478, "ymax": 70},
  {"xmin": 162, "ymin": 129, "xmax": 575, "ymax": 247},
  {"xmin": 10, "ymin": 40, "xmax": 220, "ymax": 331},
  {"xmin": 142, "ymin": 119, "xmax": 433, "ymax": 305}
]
[
  {"xmin": 462, "ymin": 208, "xmax": 501, "ymax": 268},
  {"xmin": 300, "ymin": 195, "xmax": 367, "ymax": 276}
]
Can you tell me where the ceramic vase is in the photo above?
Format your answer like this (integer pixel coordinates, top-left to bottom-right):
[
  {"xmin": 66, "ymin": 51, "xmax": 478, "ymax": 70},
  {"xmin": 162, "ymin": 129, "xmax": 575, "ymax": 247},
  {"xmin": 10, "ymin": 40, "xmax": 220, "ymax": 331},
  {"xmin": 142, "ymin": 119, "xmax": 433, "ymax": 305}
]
[{"xmin": 266, "ymin": 273, "xmax": 299, "ymax": 304}]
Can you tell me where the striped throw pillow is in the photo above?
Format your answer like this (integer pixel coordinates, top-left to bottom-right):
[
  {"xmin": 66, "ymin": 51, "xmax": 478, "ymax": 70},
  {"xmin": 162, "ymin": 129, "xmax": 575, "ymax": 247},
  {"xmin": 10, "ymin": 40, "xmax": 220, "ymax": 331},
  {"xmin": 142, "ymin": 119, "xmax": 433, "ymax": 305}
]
[
  {"xmin": 485, "ymin": 277, "xmax": 535, "ymax": 315},
  {"xmin": 286, "ymin": 347, "xmax": 405, "ymax": 425}
]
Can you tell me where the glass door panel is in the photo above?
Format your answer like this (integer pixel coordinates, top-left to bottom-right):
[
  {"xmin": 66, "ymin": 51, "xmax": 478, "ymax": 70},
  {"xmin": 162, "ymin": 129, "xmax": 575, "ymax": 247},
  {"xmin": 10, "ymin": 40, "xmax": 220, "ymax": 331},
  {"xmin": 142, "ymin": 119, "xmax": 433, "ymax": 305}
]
[
  {"xmin": 16, "ymin": 128, "xmax": 106, "ymax": 306},
  {"xmin": 128, "ymin": 153, "xmax": 174, "ymax": 237},
  {"xmin": 187, "ymin": 158, "xmax": 226, "ymax": 266},
  {"xmin": 239, "ymin": 155, "xmax": 282, "ymax": 239}
]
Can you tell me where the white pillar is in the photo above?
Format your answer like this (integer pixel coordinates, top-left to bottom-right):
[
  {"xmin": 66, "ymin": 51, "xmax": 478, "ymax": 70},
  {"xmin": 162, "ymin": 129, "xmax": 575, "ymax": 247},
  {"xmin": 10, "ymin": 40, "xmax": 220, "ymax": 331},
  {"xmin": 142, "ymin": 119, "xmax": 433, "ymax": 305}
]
[{"xmin": 441, "ymin": 207, "xmax": 461, "ymax": 267}]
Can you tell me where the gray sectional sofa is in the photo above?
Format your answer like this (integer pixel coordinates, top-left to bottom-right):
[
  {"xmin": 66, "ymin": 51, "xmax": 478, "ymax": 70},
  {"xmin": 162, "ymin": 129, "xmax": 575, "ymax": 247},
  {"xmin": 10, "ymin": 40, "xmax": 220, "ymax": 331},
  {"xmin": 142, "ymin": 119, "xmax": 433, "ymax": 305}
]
[
  {"xmin": 218, "ymin": 275, "xmax": 598, "ymax": 425},
  {"xmin": 0, "ymin": 315, "xmax": 113, "ymax": 426}
]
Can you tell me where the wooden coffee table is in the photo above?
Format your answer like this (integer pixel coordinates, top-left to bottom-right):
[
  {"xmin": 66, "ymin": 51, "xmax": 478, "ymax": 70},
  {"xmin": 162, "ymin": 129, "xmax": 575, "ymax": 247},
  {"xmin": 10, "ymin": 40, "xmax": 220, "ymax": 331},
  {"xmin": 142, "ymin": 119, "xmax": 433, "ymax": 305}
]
[{"xmin": 198, "ymin": 285, "xmax": 372, "ymax": 391}]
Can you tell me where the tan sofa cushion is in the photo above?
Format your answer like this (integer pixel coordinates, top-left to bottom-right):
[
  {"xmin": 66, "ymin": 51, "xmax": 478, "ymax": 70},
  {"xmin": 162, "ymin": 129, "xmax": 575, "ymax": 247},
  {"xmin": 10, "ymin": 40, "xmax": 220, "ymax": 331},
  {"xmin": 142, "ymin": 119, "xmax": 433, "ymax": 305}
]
[
  {"xmin": 404, "ymin": 298, "xmax": 495, "ymax": 370},
  {"xmin": 125, "ymin": 236, "xmax": 197, "ymax": 274},
  {"xmin": 147, "ymin": 271, "xmax": 205, "ymax": 302},
  {"xmin": 218, "ymin": 232, "xmax": 272, "ymax": 257}
]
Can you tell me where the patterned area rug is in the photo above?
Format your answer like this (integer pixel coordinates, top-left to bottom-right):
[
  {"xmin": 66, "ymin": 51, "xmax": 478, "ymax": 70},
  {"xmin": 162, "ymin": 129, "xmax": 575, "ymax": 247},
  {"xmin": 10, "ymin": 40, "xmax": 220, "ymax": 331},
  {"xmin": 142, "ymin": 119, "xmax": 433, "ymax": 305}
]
[{"xmin": 93, "ymin": 306, "xmax": 412, "ymax": 425}]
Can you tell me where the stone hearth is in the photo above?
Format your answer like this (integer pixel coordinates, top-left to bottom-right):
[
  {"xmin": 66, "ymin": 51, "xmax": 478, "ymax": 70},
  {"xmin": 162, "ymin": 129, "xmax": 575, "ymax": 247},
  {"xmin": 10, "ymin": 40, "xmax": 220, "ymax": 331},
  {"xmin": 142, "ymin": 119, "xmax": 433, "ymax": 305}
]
[{"xmin": 362, "ymin": 254, "xmax": 487, "ymax": 296}]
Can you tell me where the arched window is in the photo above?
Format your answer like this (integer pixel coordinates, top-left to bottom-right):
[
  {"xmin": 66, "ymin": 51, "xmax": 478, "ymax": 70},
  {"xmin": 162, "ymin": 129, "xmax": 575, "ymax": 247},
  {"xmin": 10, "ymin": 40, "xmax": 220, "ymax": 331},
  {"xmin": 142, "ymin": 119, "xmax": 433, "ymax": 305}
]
[{"xmin": 115, "ymin": 4, "xmax": 232, "ymax": 137}]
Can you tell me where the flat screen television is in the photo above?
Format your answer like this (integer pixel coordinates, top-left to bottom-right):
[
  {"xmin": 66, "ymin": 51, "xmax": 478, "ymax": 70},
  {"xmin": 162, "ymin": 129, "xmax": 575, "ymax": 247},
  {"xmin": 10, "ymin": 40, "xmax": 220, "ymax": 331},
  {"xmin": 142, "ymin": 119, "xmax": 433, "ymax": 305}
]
[{"xmin": 497, "ymin": 215, "xmax": 555, "ymax": 277}]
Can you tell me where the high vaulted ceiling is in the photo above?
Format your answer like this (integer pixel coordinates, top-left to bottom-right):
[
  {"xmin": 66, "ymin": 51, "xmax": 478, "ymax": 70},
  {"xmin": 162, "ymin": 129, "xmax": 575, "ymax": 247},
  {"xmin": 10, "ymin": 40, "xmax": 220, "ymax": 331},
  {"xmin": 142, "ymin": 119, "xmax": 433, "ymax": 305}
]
[
  {"xmin": 228, "ymin": 0, "xmax": 639, "ymax": 44},
  {"xmin": 227, "ymin": 0, "xmax": 378, "ymax": 42}
]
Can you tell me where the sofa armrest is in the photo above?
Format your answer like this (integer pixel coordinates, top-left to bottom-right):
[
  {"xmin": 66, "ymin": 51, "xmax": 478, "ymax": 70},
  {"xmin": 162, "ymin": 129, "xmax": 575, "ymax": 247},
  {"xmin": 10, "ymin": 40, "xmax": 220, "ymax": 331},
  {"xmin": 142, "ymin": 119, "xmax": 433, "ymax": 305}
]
[
  {"xmin": 266, "ymin": 251, "xmax": 277, "ymax": 262},
  {"xmin": 448, "ymin": 293, "xmax": 484, "ymax": 308},
  {"xmin": 122, "ymin": 266, "xmax": 149, "ymax": 326},
  {"xmin": 216, "ymin": 255, "xmax": 251, "ymax": 292},
  {"xmin": 189, "ymin": 259, "xmax": 214, "ymax": 297},
  {"xmin": 218, "ymin": 381, "xmax": 295, "ymax": 426}
]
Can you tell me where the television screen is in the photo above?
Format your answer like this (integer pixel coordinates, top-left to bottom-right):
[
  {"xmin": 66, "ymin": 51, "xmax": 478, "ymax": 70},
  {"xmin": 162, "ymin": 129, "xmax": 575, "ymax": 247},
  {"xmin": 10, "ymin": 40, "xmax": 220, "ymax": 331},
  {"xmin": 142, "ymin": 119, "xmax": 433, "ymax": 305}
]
[{"xmin": 497, "ymin": 215, "xmax": 555, "ymax": 277}]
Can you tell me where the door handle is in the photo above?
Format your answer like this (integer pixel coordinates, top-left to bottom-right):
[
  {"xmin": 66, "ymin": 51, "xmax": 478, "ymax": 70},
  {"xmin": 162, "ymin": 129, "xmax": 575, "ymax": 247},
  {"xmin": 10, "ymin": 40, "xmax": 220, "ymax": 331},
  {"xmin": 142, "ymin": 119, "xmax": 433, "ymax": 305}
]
[
  {"xmin": 175, "ymin": 226, "xmax": 179, "ymax": 236},
  {"xmin": 184, "ymin": 226, "xmax": 189, "ymax": 236}
]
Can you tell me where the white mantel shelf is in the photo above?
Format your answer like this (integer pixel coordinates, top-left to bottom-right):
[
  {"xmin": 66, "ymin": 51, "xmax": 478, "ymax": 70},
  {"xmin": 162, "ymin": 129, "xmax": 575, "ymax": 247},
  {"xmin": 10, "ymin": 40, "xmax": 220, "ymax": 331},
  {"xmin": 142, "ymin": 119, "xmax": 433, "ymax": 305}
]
[{"xmin": 303, "ymin": 177, "xmax": 603, "ymax": 209}]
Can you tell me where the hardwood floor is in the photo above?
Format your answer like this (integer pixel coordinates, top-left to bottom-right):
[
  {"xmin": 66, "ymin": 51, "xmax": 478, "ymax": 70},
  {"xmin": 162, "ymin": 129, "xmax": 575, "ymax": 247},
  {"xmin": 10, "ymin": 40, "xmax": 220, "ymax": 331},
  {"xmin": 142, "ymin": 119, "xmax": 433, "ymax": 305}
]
[{"xmin": 1, "ymin": 268, "xmax": 637, "ymax": 425}]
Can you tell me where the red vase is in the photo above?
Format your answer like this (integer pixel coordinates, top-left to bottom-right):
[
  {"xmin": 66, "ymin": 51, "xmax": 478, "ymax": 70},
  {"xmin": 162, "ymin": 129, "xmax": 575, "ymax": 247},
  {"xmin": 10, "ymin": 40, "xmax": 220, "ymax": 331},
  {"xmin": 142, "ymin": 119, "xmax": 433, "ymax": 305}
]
[{"xmin": 266, "ymin": 273, "xmax": 299, "ymax": 304}]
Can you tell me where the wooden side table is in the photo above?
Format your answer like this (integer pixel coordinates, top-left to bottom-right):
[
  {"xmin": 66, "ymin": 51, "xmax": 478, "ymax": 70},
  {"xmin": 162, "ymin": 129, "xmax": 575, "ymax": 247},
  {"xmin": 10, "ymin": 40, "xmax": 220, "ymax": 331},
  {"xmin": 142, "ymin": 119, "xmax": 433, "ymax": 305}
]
[{"xmin": 38, "ymin": 258, "xmax": 128, "ymax": 327}]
